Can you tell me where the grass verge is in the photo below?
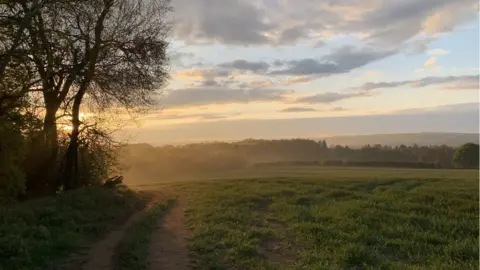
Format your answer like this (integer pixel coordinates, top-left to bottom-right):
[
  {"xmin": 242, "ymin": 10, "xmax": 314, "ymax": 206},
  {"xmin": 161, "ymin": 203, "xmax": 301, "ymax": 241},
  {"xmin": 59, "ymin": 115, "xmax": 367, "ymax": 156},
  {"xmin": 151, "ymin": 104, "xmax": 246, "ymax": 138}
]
[
  {"xmin": 116, "ymin": 197, "xmax": 175, "ymax": 270},
  {"xmin": 0, "ymin": 185, "xmax": 144, "ymax": 270}
]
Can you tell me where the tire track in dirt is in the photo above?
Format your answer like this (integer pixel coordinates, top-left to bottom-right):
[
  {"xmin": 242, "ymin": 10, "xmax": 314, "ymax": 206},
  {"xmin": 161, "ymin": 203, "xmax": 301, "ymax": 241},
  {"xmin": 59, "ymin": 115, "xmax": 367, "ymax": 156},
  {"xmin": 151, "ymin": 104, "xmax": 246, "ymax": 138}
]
[
  {"xmin": 261, "ymin": 216, "xmax": 297, "ymax": 265},
  {"xmin": 58, "ymin": 191, "xmax": 164, "ymax": 270},
  {"xmin": 82, "ymin": 191, "xmax": 169, "ymax": 270},
  {"xmin": 79, "ymin": 210, "xmax": 145, "ymax": 270},
  {"xmin": 147, "ymin": 195, "xmax": 191, "ymax": 270}
]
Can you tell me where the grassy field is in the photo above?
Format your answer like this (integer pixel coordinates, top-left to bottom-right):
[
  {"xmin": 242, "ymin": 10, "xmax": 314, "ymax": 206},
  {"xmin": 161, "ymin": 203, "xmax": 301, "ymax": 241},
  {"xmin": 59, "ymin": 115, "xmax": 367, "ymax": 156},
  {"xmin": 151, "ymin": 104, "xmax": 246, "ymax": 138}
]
[
  {"xmin": 167, "ymin": 167, "xmax": 479, "ymax": 269},
  {"xmin": 129, "ymin": 166, "xmax": 478, "ymax": 186}
]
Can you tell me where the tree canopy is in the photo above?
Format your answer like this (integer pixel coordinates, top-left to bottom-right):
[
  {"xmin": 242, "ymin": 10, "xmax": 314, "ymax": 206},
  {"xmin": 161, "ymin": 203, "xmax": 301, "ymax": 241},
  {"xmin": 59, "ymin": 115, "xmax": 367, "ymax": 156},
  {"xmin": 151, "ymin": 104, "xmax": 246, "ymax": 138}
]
[{"xmin": 452, "ymin": 143, "xmax": 479, "ymax": 169}]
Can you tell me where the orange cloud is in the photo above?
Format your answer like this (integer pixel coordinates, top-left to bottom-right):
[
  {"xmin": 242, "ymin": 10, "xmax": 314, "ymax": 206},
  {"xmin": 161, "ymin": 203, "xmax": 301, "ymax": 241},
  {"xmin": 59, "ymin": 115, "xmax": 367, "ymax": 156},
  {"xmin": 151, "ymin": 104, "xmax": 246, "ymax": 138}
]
[{"xmin": 424, "ymin": 57, "xmax": 437, "ymax": 67}]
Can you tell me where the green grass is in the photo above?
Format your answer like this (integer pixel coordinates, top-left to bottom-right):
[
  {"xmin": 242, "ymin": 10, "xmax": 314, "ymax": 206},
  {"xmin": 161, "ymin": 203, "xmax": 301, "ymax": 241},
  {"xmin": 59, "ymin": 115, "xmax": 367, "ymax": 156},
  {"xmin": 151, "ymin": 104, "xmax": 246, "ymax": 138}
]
[
  {"xmin": 0, "ymin": 186, "xmax": 143, "ymax": 270},
  {"xmin": 173, "ymin": 167, "xmax": 479, "ymax": 269},
  {"xmin": 131, "ymin": 166, "xmax": 478, "ymax": 186},
  {"xmin": 116, "ymin": 197, "xmax": 175, "ymax": 270}
]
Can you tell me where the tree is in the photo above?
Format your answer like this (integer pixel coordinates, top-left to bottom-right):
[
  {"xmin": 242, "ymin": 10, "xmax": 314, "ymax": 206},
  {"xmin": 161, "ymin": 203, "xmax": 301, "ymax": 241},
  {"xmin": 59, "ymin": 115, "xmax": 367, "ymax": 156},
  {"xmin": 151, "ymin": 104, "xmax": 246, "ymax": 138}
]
[
  {"xmin": 452, "ymin": 143, "xmax": 479, "ymax": 169},
  {"xmin": 55, "ymin": 0, "xmax": 171, "ymax": 189},
  {"xmin": 0, "ymin": 0, "xmax": 172, "ymax": 196}
]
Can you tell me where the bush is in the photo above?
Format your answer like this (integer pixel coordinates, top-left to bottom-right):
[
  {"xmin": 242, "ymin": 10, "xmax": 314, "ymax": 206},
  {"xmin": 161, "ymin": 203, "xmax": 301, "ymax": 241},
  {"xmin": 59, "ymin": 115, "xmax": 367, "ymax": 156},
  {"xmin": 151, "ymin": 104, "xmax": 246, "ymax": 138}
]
[{"xmin": 0, "ymin": 120, "xmax": 26, "ymax": 201}]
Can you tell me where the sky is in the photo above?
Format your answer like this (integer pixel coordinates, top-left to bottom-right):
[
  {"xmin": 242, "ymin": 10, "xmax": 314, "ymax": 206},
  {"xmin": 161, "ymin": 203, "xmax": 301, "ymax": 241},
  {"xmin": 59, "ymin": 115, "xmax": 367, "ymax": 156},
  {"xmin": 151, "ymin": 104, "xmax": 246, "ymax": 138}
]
[{"xmin": 120, "ymin": 0, "xmax": 480, "ymax": 145}]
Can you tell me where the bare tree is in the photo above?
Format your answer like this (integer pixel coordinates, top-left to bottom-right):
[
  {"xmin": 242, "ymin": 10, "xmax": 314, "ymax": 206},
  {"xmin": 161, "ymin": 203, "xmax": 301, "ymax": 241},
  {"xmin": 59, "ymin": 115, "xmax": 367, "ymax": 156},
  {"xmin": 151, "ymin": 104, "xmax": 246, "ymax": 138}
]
[
  {"xmin": 55, "ymin": 0, "xmax": 171, "ymax": 189},
  {"xmin": 0, "ymin": 0, "xmax": 42, "ymax": 117}
]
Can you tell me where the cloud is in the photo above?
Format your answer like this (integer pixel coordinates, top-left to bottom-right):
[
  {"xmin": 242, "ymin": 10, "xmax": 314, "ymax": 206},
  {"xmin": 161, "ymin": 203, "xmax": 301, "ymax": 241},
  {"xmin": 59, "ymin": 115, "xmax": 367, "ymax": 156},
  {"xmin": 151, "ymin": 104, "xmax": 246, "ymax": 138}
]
[
  {"xmin": 355, "ymin": 75, "xmax": 480, "ymax": 91},
  {"xmin": 151, "ymin": 112, "xmax": 242, "ymax": 120},
  {"xmin": 436, "ymin": 77, "xmax": 479, "ymax": 90},
  {"xmin": 176, "ymin": 69, "xmax": 231, "ymax": 79},
  {"xmin": 331, "ymin": 106, "xmax": 347, "ymax": 112},
  {"xmin": 279, "ymin": 106, "xmax": 347, "ymax": 113},
  {"xmin": 172, "ymin": 0, "xmax": 478, "ymax": 47},
  {"xmin": 237, "ymin": 80, "xmax": 274, "ymax": 88},
  {"xmin": 218, "ymin": 59, "xmax": 269, "ymax": 73},
  {"xmin": 277, "ymin": 25, "xmax": 309, "ymax": 44},
  {"xmin": 197, "ymin": 79, "xmax": 222, "ymax": 87},
  {"xmin": 169, "ymin": 51, "xmax": 194, "ymax": 62},
  {"xmin": 190, "ymin": 46, "xmax": 396, "ymax": 80},
  {"xmin": 296, "ymin": 92, "xmax": 369, "ymax": 104},
  {"xmin": 280, "ymin": 107, "xmax": 318, "ymax": 113},
  {"xmin": 408, "ymin": 38, "xmax": 435, "ymax": 54},
  {"xmin": 280, "ymin": 76, "xmax": 312, "ymax": 86},
  {"xmin": 160, "ymin": 88, "xmax": 293, "ymax": 108},
  {"xmin": 270, "ymin": 46, "xmax": 396, "ymax": 76},
  {"xmin": 427, "ymin": 49, "xmax": 449, "ymax": 55},
  {"xmin": 424, "ymin": 57, "xmax": 437, "ymax": 67},
  {"xmin": 172, "ymin": 0, "xmax": 272, "ymax": 45}
]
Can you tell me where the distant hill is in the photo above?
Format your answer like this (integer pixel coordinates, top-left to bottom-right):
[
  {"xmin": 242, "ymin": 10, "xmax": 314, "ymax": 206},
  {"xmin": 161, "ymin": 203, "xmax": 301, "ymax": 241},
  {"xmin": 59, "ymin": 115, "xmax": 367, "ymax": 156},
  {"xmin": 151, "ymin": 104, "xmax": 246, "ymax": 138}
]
[{"xmin": 323, "ymin": 133, "xmax": 479, "ymax": 147}]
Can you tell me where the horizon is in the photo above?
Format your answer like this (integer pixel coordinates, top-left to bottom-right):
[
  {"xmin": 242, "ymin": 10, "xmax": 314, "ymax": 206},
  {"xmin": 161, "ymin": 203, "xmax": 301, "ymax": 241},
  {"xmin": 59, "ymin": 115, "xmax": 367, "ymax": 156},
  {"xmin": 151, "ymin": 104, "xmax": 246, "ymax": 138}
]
[{"xmin": 122, "ymin": 131, "xmax": 479, "ymax": 147}]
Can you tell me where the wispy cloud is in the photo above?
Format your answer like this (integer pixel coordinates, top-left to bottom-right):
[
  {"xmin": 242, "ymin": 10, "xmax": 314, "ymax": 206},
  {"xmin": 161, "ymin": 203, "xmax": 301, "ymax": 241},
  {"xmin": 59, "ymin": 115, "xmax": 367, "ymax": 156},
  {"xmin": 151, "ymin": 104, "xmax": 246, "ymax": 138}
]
[
  {"xmin": 279, "ymin": 106, "xmax": 347, "ymax": 113},
  {"xmin": 269, "ymin": 46, "xmax": 397, "ymax": 76},
  {"xmin": 427, "ymin": 49, "xmax": 449, "ymax": 55},
  {"xmin": 160, "ymin": 88, "xmax": 293, "ymax": 108},
  {"xmin": 424, "ymin": 57, "xmax": 437, "ymax": 67},
  {"xmin": 354, "ymin": 75, "xmax": 479, "ymax": 91},
  {"xmin": 279, "ymin": 107, "xmax": 318, "ymax": 113},
  {"xmin": 279, "ymin": 76, "xmax": 313, "ymax": 86},
  {"xmin": 296, "ymin": 92, "xmax": 369, "ymax": 104}
]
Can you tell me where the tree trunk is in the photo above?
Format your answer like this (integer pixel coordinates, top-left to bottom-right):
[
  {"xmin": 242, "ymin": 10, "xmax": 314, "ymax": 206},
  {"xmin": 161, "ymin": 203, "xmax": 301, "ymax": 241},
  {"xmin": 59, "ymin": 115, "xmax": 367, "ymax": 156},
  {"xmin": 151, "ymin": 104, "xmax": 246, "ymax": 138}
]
[
  {"xmin": 43, "ymin": 97, "xmax": 61, "ymax": 189},
  {"xmin": 43, "ymin": 103, "xmax": 58, "ymax": 151},
  {"xmin": 63, "ymin": 91, "xmax": 85, "ymax": 190}
]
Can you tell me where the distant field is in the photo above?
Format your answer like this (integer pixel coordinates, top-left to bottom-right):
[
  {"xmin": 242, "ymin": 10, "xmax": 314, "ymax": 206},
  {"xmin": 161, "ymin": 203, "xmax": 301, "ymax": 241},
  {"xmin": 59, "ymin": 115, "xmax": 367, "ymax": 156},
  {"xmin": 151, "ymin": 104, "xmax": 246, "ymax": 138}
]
[
  {"xmin": 143, "ymin": 167, "xmax": 479, "ymax": 269},
  {"xmin": 129, "ymin": 166, "xmax": 479, "ymax": 186}
]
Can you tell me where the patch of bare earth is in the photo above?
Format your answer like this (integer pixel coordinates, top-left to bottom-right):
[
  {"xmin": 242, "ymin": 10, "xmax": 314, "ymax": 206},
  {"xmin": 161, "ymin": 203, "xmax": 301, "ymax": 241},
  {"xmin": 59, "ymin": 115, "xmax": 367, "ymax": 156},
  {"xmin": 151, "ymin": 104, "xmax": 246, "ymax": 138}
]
[
  {"xmin": 58, "ymin": 191, "xmax": 163, "ymax": 270},
  {"xmin": 261, "ymin": 217, "xmax": 297, "ymax": 266},
  {"xmin": 147, "ymin": 195, "xmax": 191, "ymax": 270}
]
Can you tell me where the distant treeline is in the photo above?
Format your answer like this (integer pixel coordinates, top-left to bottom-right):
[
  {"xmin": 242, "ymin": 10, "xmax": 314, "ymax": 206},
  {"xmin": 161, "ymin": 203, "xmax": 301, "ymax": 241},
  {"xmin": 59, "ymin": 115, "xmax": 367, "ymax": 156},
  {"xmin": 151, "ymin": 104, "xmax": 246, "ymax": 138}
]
[
  {"xmin": 121, "ymin": 139, "xmax": 478, "ymax": 177},
  {"xmin": 256, "ymin": 160, "xmax": 439, "ymax": 169}
]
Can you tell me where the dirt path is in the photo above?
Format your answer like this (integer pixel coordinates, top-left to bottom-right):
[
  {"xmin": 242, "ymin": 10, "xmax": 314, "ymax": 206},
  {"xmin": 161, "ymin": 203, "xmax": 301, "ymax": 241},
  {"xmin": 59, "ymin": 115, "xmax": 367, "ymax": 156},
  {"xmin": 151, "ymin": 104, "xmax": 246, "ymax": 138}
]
[
  {"xmin": 59, "ymin": 191, "xmax": 162, "ymax": 270},
  {"xmin": 81, "ymin": 191, "xmax": 167, "ymax": 270},
  {"xmin": 147, "ymin": 196, "xmax": 191, "ymax": 270},
  {"xmin": 80, "ymin": 210, "xmax": 145, "ymax": 270}
]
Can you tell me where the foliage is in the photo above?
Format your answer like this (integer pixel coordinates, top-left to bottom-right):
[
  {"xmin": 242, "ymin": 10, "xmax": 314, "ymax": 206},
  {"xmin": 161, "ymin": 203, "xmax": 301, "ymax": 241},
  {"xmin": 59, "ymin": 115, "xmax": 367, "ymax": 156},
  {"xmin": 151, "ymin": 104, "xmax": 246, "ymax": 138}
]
[
  {"xmin": 116, "ymin": 198, "xmax": 175, "ymax": 270},
  {"xmin": 176, "ymin": 167, "xmax": 479, "ymax": 269},
  {"xmin": 0, "ymin": 186, "xmax": 144, "ymax": 270},
  {"xmin": 0, "ymin": 118, "xmax": 26, "ymax": 201},
  {"xmin": 453, "ymin": 143, "xmax": 479, "ymax": 169}
]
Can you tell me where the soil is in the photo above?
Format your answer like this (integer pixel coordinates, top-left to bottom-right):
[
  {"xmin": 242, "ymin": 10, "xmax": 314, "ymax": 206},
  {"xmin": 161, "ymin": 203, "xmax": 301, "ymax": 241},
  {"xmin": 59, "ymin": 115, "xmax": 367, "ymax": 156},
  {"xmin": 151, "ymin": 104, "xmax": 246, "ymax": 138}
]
[
  {"xmin": 58, "ymin": 189, "xmax": 191, "ymax": 270},
  {"xmin": 147, "ymin": 195, "xmax": 191, "ymax": 270}
]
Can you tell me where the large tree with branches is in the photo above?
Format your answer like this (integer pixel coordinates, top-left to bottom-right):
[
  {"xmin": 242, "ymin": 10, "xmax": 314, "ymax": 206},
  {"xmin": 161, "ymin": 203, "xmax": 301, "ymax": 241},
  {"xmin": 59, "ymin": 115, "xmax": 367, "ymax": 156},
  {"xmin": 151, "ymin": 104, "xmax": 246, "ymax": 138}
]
[
  {"xmin": 58, "ymin": 0, "xmax": 171, "ymax": 189},
  {"xmin": 1, "ymin": 0, "xmax": 171, "ymax": 194}
]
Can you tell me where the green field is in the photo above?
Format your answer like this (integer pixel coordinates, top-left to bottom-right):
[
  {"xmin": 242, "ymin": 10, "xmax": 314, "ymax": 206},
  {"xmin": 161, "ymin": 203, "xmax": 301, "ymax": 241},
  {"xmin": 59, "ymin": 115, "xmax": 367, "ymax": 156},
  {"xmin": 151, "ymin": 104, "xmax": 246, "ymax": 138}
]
[{"xmin": 152, "ymin": 167, "xmax": 479, "ymax": 269}]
